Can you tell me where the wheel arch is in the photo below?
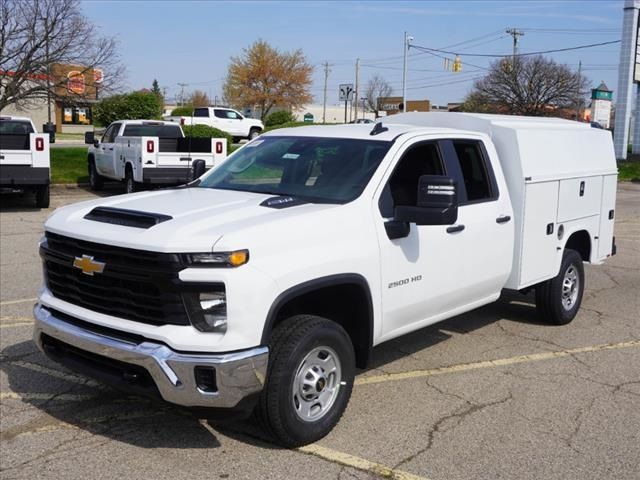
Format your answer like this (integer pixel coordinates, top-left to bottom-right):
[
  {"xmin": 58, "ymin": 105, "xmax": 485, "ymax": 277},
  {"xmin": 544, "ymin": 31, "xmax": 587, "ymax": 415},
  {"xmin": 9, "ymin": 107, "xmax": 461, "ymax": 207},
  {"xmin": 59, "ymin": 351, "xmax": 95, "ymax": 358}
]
[
  {"xmin": 564, "ymin": 229, "xmax": 592, "ymax": 262},
  {"xmin": 262, "ymin": 274, "xmax": 374, "ymax": 369}
]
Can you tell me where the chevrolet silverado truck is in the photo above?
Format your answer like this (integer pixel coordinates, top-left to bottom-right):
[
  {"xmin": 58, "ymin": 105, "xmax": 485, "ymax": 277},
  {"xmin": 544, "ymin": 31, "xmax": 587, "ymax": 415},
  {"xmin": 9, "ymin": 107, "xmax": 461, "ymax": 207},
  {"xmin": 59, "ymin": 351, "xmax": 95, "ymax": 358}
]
[
  {"xmin": 34, "ymin": 113, "xmax": 617, "ymax": 447},
  {"xmin": 85, "ymin": 120, "xmax": 227, "ymax": 193},
  {"xmin": 0, "ymin": 116, "xmax": 50, "ymax": 208},
  {"xmin": 166, "ymin": 107, "xmax": 263, "ymax": 142}
]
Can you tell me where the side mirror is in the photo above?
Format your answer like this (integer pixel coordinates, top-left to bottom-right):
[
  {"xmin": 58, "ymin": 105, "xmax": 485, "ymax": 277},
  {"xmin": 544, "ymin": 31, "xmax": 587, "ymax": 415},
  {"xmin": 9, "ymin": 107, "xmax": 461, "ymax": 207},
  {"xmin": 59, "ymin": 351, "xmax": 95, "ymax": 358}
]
[
  {"xmin": 394, "ymin": 175, "xmax": 458, "ymax": 225},
  {"xmin": 84, "ymin": 131, "xmax": 95, "ymax": 144},
  {"xmin": 192, "ymin": 159, "xmax": 207, "ymax": 179}
]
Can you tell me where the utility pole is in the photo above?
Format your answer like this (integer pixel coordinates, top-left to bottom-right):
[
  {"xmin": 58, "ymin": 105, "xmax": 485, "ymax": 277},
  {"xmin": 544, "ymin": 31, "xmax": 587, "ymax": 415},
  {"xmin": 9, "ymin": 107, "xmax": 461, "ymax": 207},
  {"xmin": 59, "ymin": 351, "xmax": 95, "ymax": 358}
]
[
  {"xmin": 575, "ymin": 60, "xmax": 582, "ymax": 121},
  {"xmin": 402, "ymin": 32, "xmax": 413, "ymax": 113},
  {"xmin": 178, "ymin": 83, "xmax": 188, "ymax": 106},
  {"xmin": 322, "ymin": 62, "xmax": 330, "ymax": 124},
  {"xmin": 44, "ymin": 17, "xmax": 52, "ymax": 127},
  {"xmin": 505, "ymin": 28, "xmax": 525, "ymax": 63},
  {"xmin": 354, "ymin": 58, "xmax": 360, "ymax": 121}
]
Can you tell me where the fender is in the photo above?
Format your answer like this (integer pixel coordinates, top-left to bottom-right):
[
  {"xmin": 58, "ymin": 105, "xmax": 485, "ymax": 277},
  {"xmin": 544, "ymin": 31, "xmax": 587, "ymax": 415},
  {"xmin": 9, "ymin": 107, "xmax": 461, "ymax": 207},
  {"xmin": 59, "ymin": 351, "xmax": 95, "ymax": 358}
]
[{"xmin": 261, "ymin": 273, "xmax": 374, "ymax": 368}]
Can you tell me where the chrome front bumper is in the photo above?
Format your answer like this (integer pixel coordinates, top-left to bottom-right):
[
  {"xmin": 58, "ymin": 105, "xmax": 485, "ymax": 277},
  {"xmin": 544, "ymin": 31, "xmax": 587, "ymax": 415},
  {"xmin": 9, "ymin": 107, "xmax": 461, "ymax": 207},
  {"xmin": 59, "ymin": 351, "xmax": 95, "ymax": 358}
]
[{"xmin": 33, "ymin": 304, "xmax": 269, "ymax": 408}]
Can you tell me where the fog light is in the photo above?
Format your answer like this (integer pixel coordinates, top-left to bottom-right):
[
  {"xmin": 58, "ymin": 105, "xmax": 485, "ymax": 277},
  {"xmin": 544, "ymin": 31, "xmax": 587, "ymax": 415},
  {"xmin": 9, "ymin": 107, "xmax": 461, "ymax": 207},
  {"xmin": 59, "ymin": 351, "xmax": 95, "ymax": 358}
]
[{"xmin": 195, "ymin": 366, "xmax": 217, "ymax": 393}]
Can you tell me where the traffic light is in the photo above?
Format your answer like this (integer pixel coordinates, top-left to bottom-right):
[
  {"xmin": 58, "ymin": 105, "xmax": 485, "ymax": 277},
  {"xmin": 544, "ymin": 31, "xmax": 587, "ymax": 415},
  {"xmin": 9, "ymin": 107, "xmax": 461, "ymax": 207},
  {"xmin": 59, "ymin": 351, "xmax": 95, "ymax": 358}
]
[{"xmin": 452, "ymin": 55, "xmax": 462, "ymax": 73}]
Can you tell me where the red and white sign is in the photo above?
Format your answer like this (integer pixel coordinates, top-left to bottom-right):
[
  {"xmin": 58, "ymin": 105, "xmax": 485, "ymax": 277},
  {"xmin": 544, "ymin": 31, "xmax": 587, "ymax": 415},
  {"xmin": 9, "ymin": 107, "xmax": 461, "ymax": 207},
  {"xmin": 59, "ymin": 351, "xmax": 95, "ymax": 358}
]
[{"xmin": 93, "ymin": 68, "xmax": 104, "ymax": 84}]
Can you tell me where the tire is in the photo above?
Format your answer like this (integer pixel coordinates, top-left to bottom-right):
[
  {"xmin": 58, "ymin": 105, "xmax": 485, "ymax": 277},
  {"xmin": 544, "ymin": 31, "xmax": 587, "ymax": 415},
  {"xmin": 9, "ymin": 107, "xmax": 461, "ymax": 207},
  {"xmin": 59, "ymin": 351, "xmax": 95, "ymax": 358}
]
[
  {"xmin": 248, "ymin": 128, "xmax": 261, "ymax": 140},
  {"xmin": 124, "ymin": 167, "xmax": 138, "ymax": 194},
  {"xmin": 35, "ymin": 184, "xmax": 50, "ymax": 208},
  {"xmin": 536, "ymin": 249, "xmax": 585, "ymax": 325},
  {"xmin": 88, "ymin": 159, "xmax": 104, "ymax": 191},
  {"xmin": 255, "ymin": 315, "xmax": 355, "ymax": 447}
]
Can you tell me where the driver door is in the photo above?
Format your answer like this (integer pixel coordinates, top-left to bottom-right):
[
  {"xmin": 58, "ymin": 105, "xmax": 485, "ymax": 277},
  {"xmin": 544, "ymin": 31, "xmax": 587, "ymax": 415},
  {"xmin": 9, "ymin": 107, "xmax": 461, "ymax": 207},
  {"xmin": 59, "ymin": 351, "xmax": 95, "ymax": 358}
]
[
  {"xmin": 95, "ymin": 123, "xmax": 118, "ymax": 176},
  {"xmin": 374, "ymin": 139, "xmax": 471, "ymax": 339}
]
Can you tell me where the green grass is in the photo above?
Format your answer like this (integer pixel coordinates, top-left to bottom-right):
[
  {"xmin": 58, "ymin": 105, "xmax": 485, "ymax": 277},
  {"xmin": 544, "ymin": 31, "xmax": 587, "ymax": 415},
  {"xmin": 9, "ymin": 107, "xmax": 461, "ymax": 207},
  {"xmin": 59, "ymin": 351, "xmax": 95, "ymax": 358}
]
[
  {"xmin": 51, "ymin": 147, "xmax": 88, "ymax": 184},
  {"xmin": 618, "ymin": 160, "xmax": 640, "ymax": 182},
  {"xmin": 55, "ymin": 132, "xmax": 85, "ymax": 141}
]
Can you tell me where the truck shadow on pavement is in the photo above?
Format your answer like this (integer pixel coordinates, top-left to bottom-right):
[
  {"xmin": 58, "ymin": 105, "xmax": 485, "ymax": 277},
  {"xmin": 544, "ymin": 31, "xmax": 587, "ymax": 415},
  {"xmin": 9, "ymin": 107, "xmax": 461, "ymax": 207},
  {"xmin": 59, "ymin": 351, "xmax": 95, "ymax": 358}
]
[{"xmin": 0, "ymin": 292, "xmax": 540, "ymax": 449}]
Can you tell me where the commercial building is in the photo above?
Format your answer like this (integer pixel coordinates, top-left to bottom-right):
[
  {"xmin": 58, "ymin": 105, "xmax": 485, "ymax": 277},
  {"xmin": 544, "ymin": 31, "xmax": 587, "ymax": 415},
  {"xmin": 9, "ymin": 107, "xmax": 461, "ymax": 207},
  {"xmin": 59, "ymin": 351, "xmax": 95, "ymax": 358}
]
[
  {"xmin": 377, "ymin": 97, "xmax": 431, "ymax": 115},
  {"xmin": 1, "ymin": 63, "xmax": 101, "ymax": 133}
]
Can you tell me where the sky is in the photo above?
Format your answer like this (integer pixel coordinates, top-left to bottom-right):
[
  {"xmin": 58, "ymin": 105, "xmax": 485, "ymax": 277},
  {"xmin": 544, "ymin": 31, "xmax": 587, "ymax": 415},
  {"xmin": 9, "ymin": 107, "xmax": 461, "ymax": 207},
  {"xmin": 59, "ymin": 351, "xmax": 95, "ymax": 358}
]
[{"xmin": 81, "ymin": 0, "xmax": 624, "ymax": 108}]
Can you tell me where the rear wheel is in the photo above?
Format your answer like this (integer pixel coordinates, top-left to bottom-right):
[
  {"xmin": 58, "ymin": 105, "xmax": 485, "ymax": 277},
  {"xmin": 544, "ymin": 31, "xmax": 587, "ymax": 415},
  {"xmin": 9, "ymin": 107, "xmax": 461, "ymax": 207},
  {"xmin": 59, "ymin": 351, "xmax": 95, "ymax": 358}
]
[
  {"xmin": 536, "ymin": 249, "xmax": 585, "ymax": 325},
  {"xmin": 255, "ymin": 315, "xmax": 355, "ymax": 447},
  {"xmin": 88, "ymin": 159, "xmax": 104, "ymax": 190},
  {"xmin": 124, "ymin": 167, "xmax": 138, "ymax": 194},
  {"xmin": 35, "ymin": 184, "xmax": 49, "ymax": 208}
]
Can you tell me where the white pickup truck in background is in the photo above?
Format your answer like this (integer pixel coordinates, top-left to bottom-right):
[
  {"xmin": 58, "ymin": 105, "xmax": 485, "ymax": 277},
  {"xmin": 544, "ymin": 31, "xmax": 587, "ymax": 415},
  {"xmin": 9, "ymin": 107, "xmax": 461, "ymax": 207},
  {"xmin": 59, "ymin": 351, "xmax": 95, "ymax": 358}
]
[
  {"xmin": 35, "ymin": 113, "xmax": 617, "ymax": 447},
  {"xmin": 85, "ymin": 120, "xmax": 227, "ymax": 193},
  {"xmin": 166, "ymin": 107, "xmax": 264, "ymax": 141},
  {"xmin": 0, "ymin": 116, "xmax": 50, "ymax": 208}
]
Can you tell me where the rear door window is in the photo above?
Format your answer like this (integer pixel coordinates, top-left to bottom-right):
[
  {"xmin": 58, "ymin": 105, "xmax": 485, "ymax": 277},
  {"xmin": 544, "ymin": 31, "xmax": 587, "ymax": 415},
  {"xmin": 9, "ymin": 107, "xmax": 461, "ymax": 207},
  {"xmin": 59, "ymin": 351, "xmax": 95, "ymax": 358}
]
[
  {"xmin": 0, "ymin": 120, "xmax": 34, "ymax": 135},
  {"xmin": 451, "ymin": 140, "xmax": 497, "ymax": 203},
  {"xmin": 193, "ymin": 108, "xmax": 209, "ymax": 118}
]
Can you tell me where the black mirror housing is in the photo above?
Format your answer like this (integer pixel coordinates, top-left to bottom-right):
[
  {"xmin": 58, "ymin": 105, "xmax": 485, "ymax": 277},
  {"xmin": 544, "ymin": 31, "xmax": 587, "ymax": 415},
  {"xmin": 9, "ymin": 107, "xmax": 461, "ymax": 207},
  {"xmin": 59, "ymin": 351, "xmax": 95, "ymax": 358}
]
[
  {"xmin": 192, "ymin": 159, "xmax": 207, "ymax": 179},
  {"xmin": 84, "ymin": 131, "xmax": 95, "ymax": 145},
  {"xmin": 395, "ymin": 175, "xmax": 458, "ymax": 225}
]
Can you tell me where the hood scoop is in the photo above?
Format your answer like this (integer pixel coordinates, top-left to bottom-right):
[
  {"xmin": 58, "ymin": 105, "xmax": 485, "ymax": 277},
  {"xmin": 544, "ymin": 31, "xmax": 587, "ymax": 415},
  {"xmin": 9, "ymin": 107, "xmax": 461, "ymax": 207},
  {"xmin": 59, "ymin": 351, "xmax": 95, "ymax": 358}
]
[
  {"xmin": 84, "ymin": 206, "xmax": 172, "ymax": 229},
  {"xmin": 260, "ymin": 196, "xmax": 308, "ymax": 209}
]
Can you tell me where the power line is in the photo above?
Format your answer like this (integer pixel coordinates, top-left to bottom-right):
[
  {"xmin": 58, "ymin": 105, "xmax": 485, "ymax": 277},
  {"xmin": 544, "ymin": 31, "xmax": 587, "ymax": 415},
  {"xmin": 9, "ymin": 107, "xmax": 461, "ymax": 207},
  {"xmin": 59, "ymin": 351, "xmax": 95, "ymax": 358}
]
[{"xmin": 410, "ymin": 39, "xmax": 621, "ymax": 58}]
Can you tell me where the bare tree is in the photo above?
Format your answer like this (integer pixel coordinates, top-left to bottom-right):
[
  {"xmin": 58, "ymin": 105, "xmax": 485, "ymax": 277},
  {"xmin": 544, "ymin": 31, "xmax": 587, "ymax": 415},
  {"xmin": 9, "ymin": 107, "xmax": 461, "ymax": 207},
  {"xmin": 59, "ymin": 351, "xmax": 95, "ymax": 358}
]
[
  {"xmin": 223, "ymin": 40, "xmax": 313, "ymax": 120},
  {"xmin": 364, "ymin": 75, "xmax": 392, "ymax": 116},
  {"xmin": 0, "ymin": 0, "xmax": 123, "ymax": 111},
  {"xmin": 187, "ymin": 90, "xmax": 210, "ymax": 107},
  {"xmin": 463, "ymin": 55, "xmax": 588, "ymax": 116}
]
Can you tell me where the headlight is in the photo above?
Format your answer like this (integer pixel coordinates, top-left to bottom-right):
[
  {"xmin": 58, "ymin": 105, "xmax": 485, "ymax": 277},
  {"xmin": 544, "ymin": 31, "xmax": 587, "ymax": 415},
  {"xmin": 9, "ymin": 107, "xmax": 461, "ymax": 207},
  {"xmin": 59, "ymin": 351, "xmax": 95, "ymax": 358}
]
[
  {"xmin": 183, "ymin": 287, "xmax": 227, "ymax": 333},
  {"xmin": 183, "ymin": 249, "xmax": 249, "ymax": 267}
]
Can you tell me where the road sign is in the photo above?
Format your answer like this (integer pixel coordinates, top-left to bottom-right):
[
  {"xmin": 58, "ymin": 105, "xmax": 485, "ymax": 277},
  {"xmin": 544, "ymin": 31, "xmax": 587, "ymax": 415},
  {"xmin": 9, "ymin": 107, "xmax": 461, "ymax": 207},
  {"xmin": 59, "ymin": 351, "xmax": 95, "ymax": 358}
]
[{"xmin": 339, "ymin": 84, "xmax": 354, "ymax": 102}]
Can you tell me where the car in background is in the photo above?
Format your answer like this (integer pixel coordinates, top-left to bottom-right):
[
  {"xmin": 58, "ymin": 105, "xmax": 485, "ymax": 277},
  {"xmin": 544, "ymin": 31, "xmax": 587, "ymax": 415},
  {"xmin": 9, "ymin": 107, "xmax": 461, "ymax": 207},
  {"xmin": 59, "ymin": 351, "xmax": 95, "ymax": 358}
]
[
  {"xmin": 166, "ymin": 107, "xmax": 263, "ymax": 142},
  {"xmin": 351, "ymin": 118, "xmax": 375, "ymax": 124}
]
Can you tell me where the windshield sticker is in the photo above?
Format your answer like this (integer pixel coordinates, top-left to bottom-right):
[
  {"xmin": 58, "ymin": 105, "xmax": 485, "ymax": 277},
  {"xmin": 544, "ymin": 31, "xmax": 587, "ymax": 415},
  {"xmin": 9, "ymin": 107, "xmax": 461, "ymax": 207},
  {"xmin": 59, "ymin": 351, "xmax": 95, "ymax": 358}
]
[
  {"xmin": 282, "ymin": 153, "xmax": 300, "ymax": 159},
  {"xmin": 246, "ymin": 140, "xmax": 264, "ymax": 148}
]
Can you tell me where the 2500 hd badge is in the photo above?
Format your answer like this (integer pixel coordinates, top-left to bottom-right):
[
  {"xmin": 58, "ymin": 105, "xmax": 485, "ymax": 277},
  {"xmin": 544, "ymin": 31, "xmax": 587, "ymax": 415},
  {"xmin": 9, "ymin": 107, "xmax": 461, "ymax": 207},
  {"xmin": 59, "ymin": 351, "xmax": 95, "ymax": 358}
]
[{"xmin": 388, "ymin": 275, "xmax": 423, "ymax": 289}]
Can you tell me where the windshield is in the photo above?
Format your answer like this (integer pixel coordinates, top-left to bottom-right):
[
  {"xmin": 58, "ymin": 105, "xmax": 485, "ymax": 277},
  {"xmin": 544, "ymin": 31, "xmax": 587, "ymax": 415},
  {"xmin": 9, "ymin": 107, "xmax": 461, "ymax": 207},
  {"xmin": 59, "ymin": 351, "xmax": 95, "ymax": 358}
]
[
  {"xmin": 122, "ymin": 124, "xmax": 182, "ymax": 138},
  {"xmin": 198, "ymin": 136, "xmax": 391, "ymax": 203}
]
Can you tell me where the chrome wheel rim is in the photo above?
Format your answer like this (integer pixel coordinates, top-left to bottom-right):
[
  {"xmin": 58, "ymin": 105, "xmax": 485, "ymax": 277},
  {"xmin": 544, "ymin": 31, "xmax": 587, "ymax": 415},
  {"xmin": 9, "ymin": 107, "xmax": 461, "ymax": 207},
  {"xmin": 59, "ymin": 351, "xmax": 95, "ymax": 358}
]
[
  {"xmin": 561, "ymin": 265, "xmax": 580, "ymax": 311},
  {"xmin": 292, "ymin": 346, "xmax": 342, "ymax": 422}
]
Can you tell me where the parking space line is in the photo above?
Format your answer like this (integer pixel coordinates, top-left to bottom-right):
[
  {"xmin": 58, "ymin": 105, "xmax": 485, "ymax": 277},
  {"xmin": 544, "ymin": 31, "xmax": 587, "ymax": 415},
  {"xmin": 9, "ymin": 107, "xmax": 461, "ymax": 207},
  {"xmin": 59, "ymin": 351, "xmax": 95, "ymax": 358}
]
[
  {"xmin": 0, "ymin": 298, "xmax": 37, "ymax": 306},
  {"xmin": 299, "ymin": 444, "xmax": 431, "ymax": 480},
  {"xmin": 0, "ymin": 392, "xmax": 95, "ymax": 402},
  {"xmin": 356, "ymin": 340, "xmax": 640, "ymax": 386}
]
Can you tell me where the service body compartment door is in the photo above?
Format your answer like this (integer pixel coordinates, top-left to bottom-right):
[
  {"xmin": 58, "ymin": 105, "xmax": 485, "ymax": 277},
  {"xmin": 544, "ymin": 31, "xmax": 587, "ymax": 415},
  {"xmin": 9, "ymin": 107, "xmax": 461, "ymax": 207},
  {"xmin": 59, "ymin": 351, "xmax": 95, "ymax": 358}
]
[
  {"xmin": 597, "ymin": 174, "xmax": 617, "ymax": 260},
  {"xmin": 557, "ymin": 176, "xmax": 603, "ymax": 222},
  {"xmin": 520, "ymin": 181, "xmax": 561, "ymax": 286}
]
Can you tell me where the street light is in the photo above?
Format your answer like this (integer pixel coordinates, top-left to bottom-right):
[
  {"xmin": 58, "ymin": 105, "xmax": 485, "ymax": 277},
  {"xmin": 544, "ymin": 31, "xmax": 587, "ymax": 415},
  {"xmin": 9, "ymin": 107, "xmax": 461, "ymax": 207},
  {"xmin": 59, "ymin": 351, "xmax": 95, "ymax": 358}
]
[{"xmin": 402, "ymin": 32, "xmax": 414, "ymax": 113}]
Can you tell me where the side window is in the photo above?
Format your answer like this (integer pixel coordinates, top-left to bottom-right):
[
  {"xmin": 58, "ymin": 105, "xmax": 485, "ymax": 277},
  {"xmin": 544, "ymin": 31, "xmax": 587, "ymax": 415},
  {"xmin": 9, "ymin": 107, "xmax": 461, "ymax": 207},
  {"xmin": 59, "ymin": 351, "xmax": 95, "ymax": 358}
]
[
  {"xmin": 227, "ymin": 110, "xmax": 242, "ymax": 120},
  {"xmin": 101, "ymin": 125, "xmax": 114, "ymax": 143},
  {"xmin": 452, "ymin": 140, "xmax": 494, "ymax": 202},
  {"xmin": 387, "ymin": 142, "xmax": 445, "ymax": 208},
  {"xmin": 193, "ymin": 108, "xmax": 209, "ymax": 118},
  {"xmin": 108, "ymin": 124, "xmax": 121, "ymax": 143},
  {"xmin": 214, "ymin": 109, "xmax": 228, "ymax": 119}
]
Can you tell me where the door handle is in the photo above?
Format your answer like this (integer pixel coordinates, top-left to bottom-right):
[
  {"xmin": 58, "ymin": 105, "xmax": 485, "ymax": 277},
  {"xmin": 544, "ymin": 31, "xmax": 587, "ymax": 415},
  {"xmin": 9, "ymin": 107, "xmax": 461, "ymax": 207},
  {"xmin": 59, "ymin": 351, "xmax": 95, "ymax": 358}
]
[
  {"xmin": 108, "ymin": 148, "xmax": 114, "ymax": 151},
  {"xmin": 446, "ymin": 224, "xmax": 465, "ymax": 234},
  {"xmin": 496, "ymin": 215, "xmax": 511, "ymax": 224}
]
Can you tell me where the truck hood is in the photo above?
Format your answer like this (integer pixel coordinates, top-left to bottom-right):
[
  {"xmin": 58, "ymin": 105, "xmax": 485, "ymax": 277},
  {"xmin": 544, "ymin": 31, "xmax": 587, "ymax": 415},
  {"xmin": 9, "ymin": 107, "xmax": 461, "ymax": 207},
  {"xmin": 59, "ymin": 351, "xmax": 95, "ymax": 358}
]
[{"xmin": 45, "ymin": 187, "xmax": 336, "ymax": 252}]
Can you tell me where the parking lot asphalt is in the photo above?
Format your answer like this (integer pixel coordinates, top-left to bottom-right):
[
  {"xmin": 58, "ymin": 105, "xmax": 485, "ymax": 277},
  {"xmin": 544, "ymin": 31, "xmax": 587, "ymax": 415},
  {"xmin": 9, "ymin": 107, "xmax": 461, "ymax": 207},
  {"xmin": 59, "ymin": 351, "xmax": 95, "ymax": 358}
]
[{"xmin": 1, "ymin": 184, "xmax": 639, "ymax": 480}]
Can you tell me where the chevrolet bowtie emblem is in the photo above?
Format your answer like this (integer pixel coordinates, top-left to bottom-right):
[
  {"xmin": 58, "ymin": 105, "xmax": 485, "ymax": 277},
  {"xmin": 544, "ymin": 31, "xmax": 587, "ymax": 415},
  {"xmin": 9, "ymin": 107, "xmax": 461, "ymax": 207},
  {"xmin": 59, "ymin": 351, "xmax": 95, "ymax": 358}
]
[{"xmin": 73, "ymin": 255, "xmax": 106, "ymax": 276}]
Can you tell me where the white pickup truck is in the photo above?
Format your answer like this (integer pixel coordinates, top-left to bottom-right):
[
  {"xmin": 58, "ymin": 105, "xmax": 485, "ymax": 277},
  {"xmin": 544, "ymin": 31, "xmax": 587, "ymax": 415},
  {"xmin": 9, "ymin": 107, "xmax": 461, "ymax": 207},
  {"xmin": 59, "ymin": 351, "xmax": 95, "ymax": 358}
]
[
  {"xmin": 85, "ymin": 120, "xmax": 227, "ymax": 193},
  {"xmin": 0, "ymin": 116, "xmax": 50, "ymax": 208},
  {"xmin": 166, "ymin": 107, "xmax": 264, "ymax": 142},
  {"xmin": 34, "ymin": 113, "xmax": 617, "ymax": 447}
]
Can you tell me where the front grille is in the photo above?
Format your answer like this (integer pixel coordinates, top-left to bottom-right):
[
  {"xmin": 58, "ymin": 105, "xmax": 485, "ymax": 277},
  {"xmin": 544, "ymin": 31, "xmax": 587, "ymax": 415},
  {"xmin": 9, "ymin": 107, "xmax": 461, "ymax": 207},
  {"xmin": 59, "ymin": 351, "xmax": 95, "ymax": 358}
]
[{"xmin": 41, "ymin": 232, "xmax": 189, "ymax": 326}]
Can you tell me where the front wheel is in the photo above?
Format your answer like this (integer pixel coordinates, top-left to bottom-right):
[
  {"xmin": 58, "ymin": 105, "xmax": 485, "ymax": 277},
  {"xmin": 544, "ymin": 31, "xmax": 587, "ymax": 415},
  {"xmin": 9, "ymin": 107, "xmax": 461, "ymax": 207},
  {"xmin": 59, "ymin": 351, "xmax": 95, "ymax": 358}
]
[
  {"xmin": 248, "ymin": 128, "xmax": 261, "ymax": 140},
  {"xmin": 255, "ymin": 315, "xmax": 355, "ymax": 447},
  {"xmin": 536, "ymin": 249, "xmax": 585, "ymax": 325},
  {"xmin": 88, "ymin": 160, "xmax": 104, "ymax": 191}
]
